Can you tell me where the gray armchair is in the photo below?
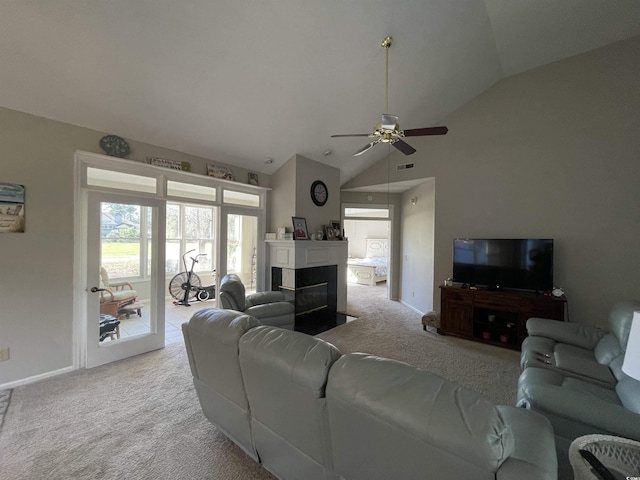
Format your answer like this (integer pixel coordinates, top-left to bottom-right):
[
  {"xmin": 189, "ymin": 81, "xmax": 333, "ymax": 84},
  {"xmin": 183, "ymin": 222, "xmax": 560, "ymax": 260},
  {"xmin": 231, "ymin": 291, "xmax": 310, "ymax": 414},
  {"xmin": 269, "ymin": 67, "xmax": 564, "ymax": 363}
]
[{"xmin": 219, "ymin": 273, "xmax": 295, "ymax": 330}]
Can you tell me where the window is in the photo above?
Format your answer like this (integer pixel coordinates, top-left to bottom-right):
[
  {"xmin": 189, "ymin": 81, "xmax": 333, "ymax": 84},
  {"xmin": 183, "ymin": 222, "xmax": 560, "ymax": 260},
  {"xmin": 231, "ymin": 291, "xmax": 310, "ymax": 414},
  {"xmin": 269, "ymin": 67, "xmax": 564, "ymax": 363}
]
[{"xmin": 166, "ymin": 202, "xmax": 216, "ymax": 275}]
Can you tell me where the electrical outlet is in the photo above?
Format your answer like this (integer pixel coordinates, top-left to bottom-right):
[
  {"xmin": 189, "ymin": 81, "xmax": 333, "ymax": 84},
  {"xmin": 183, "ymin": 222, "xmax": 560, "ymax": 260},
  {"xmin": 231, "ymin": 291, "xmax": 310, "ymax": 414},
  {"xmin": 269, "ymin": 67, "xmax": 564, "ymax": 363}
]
[{"xmin": 0, "ymin": 347, "xmax": 9, "ymax": 362}]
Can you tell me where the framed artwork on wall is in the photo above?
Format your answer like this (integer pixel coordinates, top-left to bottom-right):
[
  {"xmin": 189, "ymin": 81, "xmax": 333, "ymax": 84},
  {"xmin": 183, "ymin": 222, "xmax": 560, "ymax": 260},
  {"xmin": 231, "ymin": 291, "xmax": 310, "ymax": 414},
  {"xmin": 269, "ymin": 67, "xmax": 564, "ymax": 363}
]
[{"xmin": 0, "ymin": 182, "xmax": 25, "ymax": 233}]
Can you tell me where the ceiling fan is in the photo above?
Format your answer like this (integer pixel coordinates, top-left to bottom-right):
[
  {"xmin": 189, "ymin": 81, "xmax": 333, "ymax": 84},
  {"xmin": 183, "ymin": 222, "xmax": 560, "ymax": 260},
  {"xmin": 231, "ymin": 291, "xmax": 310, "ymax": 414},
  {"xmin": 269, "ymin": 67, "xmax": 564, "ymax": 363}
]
[{"xmin": 331, "ymin": 36, "xmax": 448, "ymax": 156}]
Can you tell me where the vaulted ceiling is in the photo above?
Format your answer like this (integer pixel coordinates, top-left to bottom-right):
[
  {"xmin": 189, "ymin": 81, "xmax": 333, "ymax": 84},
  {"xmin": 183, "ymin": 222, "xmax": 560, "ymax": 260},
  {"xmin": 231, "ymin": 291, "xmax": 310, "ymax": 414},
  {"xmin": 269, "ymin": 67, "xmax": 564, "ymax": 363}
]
[{"xmin": 2, "ymin": 1, "xmax": 639, "ymax": 184}]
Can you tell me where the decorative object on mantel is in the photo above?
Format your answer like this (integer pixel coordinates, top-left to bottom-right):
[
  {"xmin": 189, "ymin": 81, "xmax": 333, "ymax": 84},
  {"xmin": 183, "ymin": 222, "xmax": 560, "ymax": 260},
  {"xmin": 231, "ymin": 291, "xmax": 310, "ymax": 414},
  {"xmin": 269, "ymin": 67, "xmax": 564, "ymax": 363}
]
[
  {"xmin": 147, "ymin": 156, "xmax": 191, "ymax": 171},
  {"xmin": 248, "ymin": 172, "xmax": 259, "ymax": 186},
  {"xmin": 331, "ymin": 220, "xmax": 342, "ymax": 240},
  {"xmin": 292, "ymin": 216, "xmax": 309, "ymax": 240},
  {"xmin": 265, "ymin": 233, "xmax": 276, "ymax": 240},
  {"xmin": 277, "ymin": 226, "xmax": 287, "ymax": 240},
  {"xmin": 99, "ymin": 134, "xmax": 130, "ymax": 158},
  {"xmin": 207, "ymin": 164, "xmax": 235, "ymax": 181},
  {"xmin": 323, "ymin": 225, "xmax": 335, "ymax": 240},
  {"xmin": 0, "ymin": 182, "xmax": 25, "ymax": 233}
]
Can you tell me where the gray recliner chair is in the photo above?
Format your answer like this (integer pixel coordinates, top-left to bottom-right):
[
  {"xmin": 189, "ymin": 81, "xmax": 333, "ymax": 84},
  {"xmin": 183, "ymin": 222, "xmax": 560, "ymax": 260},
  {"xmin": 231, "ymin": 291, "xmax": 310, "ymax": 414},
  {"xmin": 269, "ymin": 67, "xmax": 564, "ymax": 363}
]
[{"xmin": 219, "ymin": 273, "xmax": 295, "ymax": 330}]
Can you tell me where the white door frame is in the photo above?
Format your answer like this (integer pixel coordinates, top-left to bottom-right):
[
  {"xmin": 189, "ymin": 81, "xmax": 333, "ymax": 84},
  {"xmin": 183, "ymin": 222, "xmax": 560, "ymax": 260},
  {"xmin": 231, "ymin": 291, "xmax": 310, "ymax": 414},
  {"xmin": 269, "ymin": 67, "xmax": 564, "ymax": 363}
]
[{"xmin": 85, "ymin": 191, "xmax": 166, "ymax": 368}]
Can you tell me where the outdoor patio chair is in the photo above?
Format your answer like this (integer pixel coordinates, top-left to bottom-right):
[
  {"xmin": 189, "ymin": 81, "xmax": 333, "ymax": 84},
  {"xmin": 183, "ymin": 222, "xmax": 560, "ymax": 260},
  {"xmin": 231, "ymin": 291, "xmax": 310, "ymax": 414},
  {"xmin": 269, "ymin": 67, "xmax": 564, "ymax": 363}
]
[{"xmin": 99, "ymin": 267, "xmax": 138, "ymax": 318}]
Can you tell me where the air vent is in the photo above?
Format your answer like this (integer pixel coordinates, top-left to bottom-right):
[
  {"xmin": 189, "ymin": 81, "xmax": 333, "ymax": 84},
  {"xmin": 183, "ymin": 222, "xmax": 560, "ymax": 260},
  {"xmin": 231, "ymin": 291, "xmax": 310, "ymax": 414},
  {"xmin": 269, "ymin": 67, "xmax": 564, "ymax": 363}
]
[{"xmin": 396, "ymin": 162, "xmax": 415, "ymax": 171}]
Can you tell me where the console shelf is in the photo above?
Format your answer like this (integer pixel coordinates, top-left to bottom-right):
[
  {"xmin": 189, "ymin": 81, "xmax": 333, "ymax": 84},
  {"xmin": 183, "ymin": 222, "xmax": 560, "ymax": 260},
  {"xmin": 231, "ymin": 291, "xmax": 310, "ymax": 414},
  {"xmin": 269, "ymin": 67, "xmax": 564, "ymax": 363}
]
[{"xmin": 439, "ymin": 285, "xmax": 566, "ymax": 350}]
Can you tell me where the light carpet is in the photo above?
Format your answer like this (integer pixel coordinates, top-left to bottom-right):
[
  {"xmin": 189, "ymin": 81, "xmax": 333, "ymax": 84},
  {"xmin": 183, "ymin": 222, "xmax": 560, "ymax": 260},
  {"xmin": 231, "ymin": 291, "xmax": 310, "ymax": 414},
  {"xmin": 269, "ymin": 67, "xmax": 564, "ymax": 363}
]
[{"xmin": 0, "ymin": 283, "xmax": 520, "ymax": 479}]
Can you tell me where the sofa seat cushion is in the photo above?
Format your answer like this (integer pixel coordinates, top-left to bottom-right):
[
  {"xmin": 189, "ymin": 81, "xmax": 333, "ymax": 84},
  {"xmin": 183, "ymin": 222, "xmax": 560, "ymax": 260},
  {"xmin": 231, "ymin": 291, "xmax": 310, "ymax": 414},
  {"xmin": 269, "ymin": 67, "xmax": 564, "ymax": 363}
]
[
  {"xmin": 517, "ymin": 367, "xmax": 620, "ymax": 406},
  {"xmin": 521, "ymin": 337, "xmax": 616, "ymax": 386}
]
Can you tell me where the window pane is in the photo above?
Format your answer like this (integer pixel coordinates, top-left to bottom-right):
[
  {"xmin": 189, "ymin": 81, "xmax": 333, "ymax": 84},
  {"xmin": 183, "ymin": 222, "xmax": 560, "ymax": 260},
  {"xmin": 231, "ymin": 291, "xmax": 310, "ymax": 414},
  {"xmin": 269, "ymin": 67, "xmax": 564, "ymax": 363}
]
[
  {"xmin": 344, "ymin": 207, "xmax": 389, "ymax": 218},
  {"xmin": 166, "ymin": 203, "xmax": 181, "ymax": 239},
  {"xmin": 88, "ymin": 168, "xmax": 156, "ymax": 193},
  {"xmin": 184, "ymin": 206, "xmax": 213, "ymax": 239},
  {"xmin": 100, "ymin": 202, "xmax": 141, "ymax": 278},
  {"xmin": 223, "ymin": 190, "xmax": 260, "ymax": 207},
  {"xmin": 165, "ymin": 240, "xmax": 181, "ymax": 274},
  {"xmin": 167, "ymin": 181, "xmax": 216, "ymax": 202}
]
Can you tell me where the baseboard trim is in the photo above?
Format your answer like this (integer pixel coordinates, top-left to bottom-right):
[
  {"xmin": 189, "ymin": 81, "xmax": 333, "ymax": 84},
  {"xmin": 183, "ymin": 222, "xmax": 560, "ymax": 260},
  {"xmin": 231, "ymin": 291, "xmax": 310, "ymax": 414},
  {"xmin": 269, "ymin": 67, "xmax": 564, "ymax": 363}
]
[
  {"xmin": 0, "ymin": 365, "xmax": 75, "ymax": 390},
  {"xmin": 398, "ymin": 300, "xmax": 425, "ymax": 316}
]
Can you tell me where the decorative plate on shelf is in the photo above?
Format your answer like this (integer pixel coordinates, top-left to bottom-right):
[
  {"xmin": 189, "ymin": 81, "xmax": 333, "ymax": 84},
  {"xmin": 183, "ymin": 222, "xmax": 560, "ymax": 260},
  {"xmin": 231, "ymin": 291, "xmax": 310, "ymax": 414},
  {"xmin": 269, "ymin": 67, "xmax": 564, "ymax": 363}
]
[{"xmin": 99, "ymin": 135, "xmax": 130, "ymax": 158}]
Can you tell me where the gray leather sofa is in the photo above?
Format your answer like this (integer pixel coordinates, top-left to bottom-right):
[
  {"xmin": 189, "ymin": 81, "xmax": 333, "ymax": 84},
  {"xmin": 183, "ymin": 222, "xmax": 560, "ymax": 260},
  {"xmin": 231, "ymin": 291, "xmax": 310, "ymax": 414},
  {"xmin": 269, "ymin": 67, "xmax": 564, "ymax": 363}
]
[
  {"xmin": 219, "ymin": 273, "xmax": 295, "ymax": 330},
  {"xmin": 183, "ymin": 308, "xmax": 558, "ymax": 480},
  {"xmin": 517, "ymin": 300, "xmax": 640, "ymax": 477}
]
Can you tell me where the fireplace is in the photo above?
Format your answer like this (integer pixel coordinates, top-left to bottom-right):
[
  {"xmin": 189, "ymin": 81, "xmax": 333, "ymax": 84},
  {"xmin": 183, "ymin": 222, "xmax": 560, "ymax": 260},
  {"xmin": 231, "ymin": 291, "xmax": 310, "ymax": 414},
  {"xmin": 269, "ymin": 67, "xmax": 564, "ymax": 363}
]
[{"xmin": 266, "ymin": 240, "xmax": 347, "ymax": 335}]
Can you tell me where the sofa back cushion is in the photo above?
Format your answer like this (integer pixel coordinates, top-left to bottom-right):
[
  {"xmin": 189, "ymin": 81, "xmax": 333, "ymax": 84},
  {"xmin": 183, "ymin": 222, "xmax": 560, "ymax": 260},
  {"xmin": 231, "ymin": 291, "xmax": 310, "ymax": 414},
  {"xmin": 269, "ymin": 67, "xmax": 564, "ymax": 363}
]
[
  {"xmin": 239, "ymin": 326, "xmax": 341, "ymax": 479},
  {"xmin": 327, "ymin": 353, "xmax": 514, "ymax": 480}
]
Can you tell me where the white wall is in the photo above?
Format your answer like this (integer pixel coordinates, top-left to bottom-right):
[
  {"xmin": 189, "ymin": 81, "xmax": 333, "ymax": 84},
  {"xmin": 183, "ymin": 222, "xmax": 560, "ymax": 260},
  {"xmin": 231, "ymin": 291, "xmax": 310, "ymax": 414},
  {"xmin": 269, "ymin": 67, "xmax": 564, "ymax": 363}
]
[{"xmin": 342, "ymin": 36, "xmax": 640, "ymax": 327}]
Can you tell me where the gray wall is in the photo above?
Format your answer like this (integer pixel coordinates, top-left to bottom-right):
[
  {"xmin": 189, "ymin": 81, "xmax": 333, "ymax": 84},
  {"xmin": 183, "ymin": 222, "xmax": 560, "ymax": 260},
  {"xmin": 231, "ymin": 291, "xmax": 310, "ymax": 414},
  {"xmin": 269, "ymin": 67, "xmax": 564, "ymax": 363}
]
[
  {"xmin": 400, "ymin": 179, "xmax": 435, "ymax": 313},
  {"xmin": 268, "ymin": 154, "xmax": 341, "ymax": 236},
  {"xmin": 343, "ymin": 36, "xmax": 640, "ymax": 327}
]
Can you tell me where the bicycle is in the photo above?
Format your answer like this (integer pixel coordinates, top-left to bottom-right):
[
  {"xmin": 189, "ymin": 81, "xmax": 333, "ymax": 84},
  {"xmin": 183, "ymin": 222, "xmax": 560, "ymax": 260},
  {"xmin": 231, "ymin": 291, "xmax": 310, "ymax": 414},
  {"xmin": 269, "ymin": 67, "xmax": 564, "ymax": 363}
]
[{"xmin": 168, "ymin": 249, "xmax": 216, "ymax": 306}]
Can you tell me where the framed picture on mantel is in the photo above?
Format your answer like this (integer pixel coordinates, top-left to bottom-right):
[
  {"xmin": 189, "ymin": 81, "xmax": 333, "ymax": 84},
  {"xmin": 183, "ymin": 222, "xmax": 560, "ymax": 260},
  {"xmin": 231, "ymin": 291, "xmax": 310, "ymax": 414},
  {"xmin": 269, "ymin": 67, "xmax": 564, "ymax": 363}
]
[{"xmin": 292, "ymin": 217, "xmax": 309, "ymax": 240}]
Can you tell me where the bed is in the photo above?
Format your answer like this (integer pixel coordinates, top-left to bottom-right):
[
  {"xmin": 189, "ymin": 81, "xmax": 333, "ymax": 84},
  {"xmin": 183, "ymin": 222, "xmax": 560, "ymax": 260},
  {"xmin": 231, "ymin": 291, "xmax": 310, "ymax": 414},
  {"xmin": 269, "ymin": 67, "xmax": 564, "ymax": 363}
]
[{"xmin": 347, "ymin": 238, "xmax": 389, "ymax": 286}]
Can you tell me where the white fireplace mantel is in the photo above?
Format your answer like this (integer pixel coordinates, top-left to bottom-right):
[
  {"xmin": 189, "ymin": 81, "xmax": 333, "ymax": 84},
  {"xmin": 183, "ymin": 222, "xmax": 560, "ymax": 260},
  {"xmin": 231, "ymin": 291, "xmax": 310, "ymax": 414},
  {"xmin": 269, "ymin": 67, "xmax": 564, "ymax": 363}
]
[{"xmin": 265, "ymin": 239, "xmax": 347, "ymax": 312}]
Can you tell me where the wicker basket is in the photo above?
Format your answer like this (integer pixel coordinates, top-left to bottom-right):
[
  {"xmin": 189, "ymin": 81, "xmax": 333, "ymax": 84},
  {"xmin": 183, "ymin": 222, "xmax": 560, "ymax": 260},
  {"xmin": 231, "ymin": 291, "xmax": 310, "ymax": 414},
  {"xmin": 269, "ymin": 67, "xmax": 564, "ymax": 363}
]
[{"xmin": 569, "ymin": 434, "xmax": 640, "ymax": 479}]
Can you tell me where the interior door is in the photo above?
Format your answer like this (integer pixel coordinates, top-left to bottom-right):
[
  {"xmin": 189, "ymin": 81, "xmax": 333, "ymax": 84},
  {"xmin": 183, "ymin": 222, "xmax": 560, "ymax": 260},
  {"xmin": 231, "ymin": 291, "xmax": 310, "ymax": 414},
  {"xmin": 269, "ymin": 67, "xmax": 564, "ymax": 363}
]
[{"xmin": 86, "ymin": 191, "xmax": 166, "ymax": 368}]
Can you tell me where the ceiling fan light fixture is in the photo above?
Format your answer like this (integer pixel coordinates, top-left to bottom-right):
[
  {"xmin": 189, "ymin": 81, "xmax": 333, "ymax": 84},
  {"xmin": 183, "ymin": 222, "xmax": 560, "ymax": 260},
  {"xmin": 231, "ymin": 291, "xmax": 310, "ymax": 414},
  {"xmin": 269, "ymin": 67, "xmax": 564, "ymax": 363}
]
[{"xmin": 331, "ymin": 35, "xmax": 448, "ymax": 157}]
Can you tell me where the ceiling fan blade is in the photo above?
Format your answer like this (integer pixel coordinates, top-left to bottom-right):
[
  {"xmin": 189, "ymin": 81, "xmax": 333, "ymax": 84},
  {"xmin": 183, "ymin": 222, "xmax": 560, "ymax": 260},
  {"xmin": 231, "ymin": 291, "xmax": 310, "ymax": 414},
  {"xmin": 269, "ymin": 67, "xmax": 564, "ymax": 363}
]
[
  {"xmin": 331, "ymin": 133, "xmax": 370, "ymax": 138},
  {"xmin": 381, "ymin": 114, "xmax": 399, "ymax": 130},
  {"xmin": 403, "ymin": 126, "xmax": 449, "ymax": 137},
  {"xmin": 353, "ymin": 142, "xmax": 377, "ymax": 156},
  {"xmin": 392, "ymin": 139, "xmax": 416, "ymax": 155}
]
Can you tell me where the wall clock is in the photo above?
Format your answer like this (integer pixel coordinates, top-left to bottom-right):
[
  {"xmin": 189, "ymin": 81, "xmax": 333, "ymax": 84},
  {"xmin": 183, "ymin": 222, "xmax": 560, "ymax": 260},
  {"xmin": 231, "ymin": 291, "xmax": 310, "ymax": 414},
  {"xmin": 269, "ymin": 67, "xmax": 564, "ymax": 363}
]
[
  {"xmin": 310, "ymin": 180, "xmax": 328, "ymax": 206},
  {"xmin": 99, "ymin": 135, "xmax": 130, "ymax": 158}
]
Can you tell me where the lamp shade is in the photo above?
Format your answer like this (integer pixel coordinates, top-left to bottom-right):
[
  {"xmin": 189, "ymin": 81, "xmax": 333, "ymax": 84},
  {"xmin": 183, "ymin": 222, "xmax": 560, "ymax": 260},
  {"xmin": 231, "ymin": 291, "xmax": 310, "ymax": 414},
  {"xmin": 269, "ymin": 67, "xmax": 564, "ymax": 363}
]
[{"xmin": 622, "ymin": 311, "xmax": 640, "ymax": 380}]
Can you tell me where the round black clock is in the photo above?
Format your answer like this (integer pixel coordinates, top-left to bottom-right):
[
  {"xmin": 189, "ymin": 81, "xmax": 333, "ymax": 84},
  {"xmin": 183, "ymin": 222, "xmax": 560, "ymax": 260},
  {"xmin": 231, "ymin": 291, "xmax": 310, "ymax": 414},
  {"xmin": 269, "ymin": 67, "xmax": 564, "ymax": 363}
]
[
  {"xmin": 99, "ymin": 135, "xmax": 130, "ymax": 158},
  {"xmin": 310, "ymin": 180, "xmax": 328, "ymax": 206}
]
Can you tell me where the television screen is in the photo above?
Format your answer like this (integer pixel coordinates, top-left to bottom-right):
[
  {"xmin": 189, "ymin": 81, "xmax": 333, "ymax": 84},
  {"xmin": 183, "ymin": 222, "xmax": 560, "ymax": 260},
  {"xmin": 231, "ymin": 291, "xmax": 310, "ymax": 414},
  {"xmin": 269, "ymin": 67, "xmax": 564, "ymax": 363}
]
[{"xmin": 452, "ymin": 238, "xmax": 554, "ymax": 291}]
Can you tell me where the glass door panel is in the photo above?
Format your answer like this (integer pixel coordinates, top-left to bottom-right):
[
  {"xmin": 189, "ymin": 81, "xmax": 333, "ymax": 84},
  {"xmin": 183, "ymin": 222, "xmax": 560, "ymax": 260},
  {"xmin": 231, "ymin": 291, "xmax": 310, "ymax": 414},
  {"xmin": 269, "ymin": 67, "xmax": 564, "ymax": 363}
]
[
  {"xmin": 87, "ymin": 192, "xmax": 165, "ymax": 368},
  {"xmin": 225, "ymin": 213, "xmax": 258, "ymax": 294}
]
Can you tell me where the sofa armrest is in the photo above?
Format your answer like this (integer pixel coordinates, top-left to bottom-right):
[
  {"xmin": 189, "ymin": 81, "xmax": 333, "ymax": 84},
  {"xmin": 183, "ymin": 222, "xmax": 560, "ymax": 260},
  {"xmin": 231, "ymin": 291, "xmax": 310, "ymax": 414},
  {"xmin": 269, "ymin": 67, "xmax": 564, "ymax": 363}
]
[
  {"xmin": 526, "ymin": 317, "xmax": 606, "ymax": 350},
  {"xmin": 246, "ymin": 291, "xmax": 286, "ymax": 307},
  {"xmin": 496, "ymin": 406, "xmax": 557, "ymax": 480},
  {"xmin": 245, "ymin": 302, "xmax": 294, "ymax": 319},
  {"xmin": 520, "ymin": 384, "xmax": 640, "ymax": 441}
]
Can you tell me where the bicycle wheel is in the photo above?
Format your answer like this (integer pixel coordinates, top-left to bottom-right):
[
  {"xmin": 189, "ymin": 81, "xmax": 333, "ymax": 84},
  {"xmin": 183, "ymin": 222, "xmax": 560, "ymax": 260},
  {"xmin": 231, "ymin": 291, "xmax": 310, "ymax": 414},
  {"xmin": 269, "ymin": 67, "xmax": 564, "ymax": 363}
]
[{"xmin": 169, "ymin": 272, "xmax": 202, "ymax": 301}]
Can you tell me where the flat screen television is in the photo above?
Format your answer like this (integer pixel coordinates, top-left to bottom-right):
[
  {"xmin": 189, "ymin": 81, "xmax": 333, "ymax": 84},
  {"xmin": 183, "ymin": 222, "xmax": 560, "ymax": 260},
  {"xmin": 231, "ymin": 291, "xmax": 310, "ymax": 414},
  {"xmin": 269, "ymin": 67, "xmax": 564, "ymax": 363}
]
[{"xmin": 452, "ymin": 238, "xmax": 554, "ymax": 292}]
